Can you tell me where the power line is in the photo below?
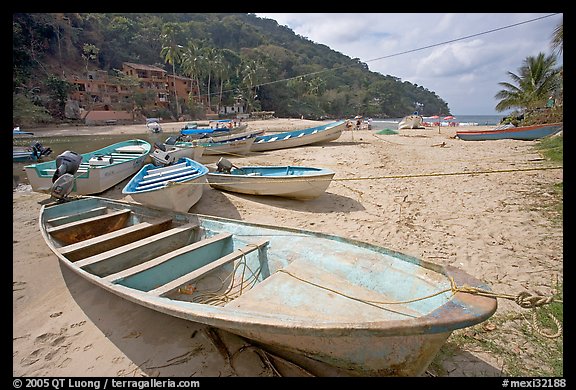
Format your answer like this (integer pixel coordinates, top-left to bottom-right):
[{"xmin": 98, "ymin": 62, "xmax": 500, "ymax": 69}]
[{"xmin": 205, "ymin": 13, "xmax": 561, "ymax": 98}]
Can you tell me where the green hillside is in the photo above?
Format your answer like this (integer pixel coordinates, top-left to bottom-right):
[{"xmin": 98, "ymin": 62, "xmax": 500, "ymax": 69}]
[{"xmin": 13, "ymin": 13, "xmax": 450, "ymax": 124}]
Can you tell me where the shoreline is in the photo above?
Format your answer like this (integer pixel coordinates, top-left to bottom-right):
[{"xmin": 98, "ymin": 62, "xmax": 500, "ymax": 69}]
[{"xmin": 13, "ymin": 118, "xmax": 562, "ymax": 377}]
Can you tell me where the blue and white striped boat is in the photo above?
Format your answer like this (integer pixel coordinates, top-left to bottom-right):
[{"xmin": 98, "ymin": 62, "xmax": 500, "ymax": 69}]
[
  {"xmin": 251, "ymin": 120, "xmax": 347, "ymax": 152},
  {"xmin": 122, "ymin": 158, "xmax": 209, "ymax": 213}
]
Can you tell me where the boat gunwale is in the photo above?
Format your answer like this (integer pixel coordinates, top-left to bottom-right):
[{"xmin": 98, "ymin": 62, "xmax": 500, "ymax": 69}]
[
  {"xmin": 40, "ymin": 196, "xmax": 497, "ymax": 337},
  {"xmin": 455, "ymin": 122, "xmax": 563, "ymax": 137}
]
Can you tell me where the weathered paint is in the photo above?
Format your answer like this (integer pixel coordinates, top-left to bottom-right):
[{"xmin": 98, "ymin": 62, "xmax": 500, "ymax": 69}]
[{"xmin": 40, "ymin": 196, "xmax": 498, "ymax": 376}]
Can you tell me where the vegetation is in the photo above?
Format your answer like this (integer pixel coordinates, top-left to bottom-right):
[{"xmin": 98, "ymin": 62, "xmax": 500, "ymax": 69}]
[
  {"xmin": 495, "ymin": 19, "xmax": 563, "ymax": 126},
  {"xmin": 12, "ymin": 13, "xmax": 450, "ymax": 125}
]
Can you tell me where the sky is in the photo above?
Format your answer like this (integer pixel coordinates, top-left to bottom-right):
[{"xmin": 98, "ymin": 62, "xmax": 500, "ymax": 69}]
[{"xmin": 255, "ymin": 13, "xmax": 563, "ymax": 116}]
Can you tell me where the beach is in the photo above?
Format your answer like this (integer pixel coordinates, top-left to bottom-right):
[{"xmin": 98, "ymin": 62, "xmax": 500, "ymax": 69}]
[{"xmin": 13, "ymin": 118, "xmax": 563, "ymax": 377}]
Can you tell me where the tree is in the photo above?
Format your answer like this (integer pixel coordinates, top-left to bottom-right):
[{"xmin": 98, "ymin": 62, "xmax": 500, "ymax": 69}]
[
  {"xmin": 551, "ymin": 20, "xmax": 563, "ymax": 57},
  {"xmin": 82, "ymin": 43, "xmax": 99, "ymax": 79},
  {"xmin": 494, "ymin": 52, "xmax": 560, "ymax": 114},
  {"xmin": 160, "ymin": 24, "xmax": 183, "ymax": 118}
]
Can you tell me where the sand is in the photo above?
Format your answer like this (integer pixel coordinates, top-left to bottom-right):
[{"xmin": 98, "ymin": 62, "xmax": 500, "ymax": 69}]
[{"xmin": 13, "ymin": 118, "xmax": 563, "ymax": 377}]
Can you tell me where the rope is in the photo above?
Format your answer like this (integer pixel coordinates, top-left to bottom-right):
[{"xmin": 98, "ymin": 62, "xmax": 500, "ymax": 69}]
[
  {"xmin": 184, "ymin": 244, "xmax": 262, "ymax": 306},
  {"xmin": 277, "ymin": 270, "xmax": 563, "ymax": 338},
  {"xmin": 174, "ymin": 165, "xmax": 563, "ymax": 186}
]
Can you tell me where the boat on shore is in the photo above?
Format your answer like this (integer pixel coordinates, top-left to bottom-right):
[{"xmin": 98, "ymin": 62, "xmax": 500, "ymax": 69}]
[
  {"xmin": 398, "ymin": 114, "xmax": 424, "ymax": 130},
  {"xmin": 177, "ymin": 137, "xmax": 255, "ymax": 156},
  {"xmin": 13, "ymin": 142, "xmax": 52, "ymax": 162},
  {"xmin": 122, "ymin": 157, "xmax": 208, "ymax": 212},
  {"xmin": 251, "ymin": 120, "xmax": 346, "ymax": 152},
  {"xmin": 207, "ymin": 158, "xmax": 335, "ymax": 200},
  {"xmin": 25, "ymin": 139, "xmax": 151, "ymax": 195},
  {"xmin": 39, "ymin": 196, "xmax": 497, "ymax": 376},
  {"xmin": 456, "ymin": 122, "xmax": 563, "ymax": 141}
]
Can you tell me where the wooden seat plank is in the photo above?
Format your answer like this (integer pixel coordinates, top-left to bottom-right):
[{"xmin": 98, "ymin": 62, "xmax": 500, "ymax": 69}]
[
  {"xmin": 59, "ymin": 217, "xmax": 174, "ymax": 262},
  {"xmin": 149, "ymin": 239, "xmax": 269, "ymax": 297},
  {"xmin": 103, "ymin": 232, "xmax": 233, "ymax": 283}
]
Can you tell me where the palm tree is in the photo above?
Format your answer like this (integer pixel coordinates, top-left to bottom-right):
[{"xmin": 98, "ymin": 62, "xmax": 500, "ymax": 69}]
[
  {"xmin": 551, "ymin": 20, "xmax": 563, "ymax": 57},
  {"xmin": 181, "ymin": 42, "xmax": 206, "ymax": 110},
  {"xmin": 494, "ymin": 52, "xmax": 560, "ymax": 114},
  {"xmin": 160, "ymin": 24, "xmax": 183, "ymax": 118}
]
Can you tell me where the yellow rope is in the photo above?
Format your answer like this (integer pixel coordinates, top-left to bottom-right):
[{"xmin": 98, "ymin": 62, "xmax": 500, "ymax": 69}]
[
  {"xmin": 173, "ymin": 165, "xmax": 562, "ymax": 186},
  {"xmin": 277, "ymin": 270, "xmax": 563, "ymax": 338}
]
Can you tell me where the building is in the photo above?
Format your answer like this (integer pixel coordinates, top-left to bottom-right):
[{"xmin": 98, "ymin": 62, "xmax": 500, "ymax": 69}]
[{"xmin": 68, "ymin": 62, "xmax": 201, "ymax": 117}]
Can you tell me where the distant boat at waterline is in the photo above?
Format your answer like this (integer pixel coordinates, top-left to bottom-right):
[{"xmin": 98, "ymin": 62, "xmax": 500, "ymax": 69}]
[{"xmin": 456, "ymin": 122, "xmax": 563, "ymax": 141}]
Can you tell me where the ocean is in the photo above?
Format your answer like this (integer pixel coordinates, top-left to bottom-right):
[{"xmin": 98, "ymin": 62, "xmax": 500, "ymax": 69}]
[{"xmin": 371, "ymin": 114, "xmax": 504, "ymax": 130}]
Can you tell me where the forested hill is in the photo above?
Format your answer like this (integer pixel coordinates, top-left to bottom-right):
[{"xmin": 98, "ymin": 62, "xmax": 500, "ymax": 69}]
[{"xmin": 13, "ymin": 13, "xmax": 450, "ymax": 122}]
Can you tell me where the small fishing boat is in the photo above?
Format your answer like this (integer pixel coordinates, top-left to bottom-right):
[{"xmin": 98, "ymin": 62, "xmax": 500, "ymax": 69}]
[
  {"xmin": 398, "ymin": 114, "xmax": 424, "ymax": 130},
  {"xmin": 13, "ymin": 142, "xmax": 52, "ymax": 162},
  {"xmin": 177, "ymin": 137, "xmax": 255, "ymax": 156},
  {"xmin": 180, "ymin": 121, "xmax": 249, "ymax": 139},
  {"xmin": 251, "ymin": 120, "xmax": 346, "ymax": 152},
  {"xmin": 456, "ymin": 122, "xmax": 563, "ymax": 141},
  {"xmin": 122, "ymin": 158, "xmax": 209, "ymax": 212},
  {"xmin": 39, "ymin": 196, "xmax": 497, "ymax": 377},
  {"xmin": 25, "ymin": 139, "xmax": 151, "ymax": 195},
  {"xmin": 207, "ymin": 158, "xmax": 335, "ymax": 200}
]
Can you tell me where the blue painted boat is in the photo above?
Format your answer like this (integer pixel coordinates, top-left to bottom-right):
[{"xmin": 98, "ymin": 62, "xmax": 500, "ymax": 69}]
[
  {"xmin": 251, "ymin": 120, "xmax": 347, "ymax": 152},
  {"xmin": 207, "ymin": 158, "xmax": 335, "ymax": 199},
  {"xmin": 122, "ymin": 157, "xmax": 209, "ymax": 212},
  {"xmin": 13, "ymin": 142, "xmax": 52, "ymax": 162},
  {"xmin": 39, "ymin": 196, "xmax": 497, "ymax": 376},
  {"xmin": 456, "ymin": 122, "xmax": 563, "ymax": 141},
  {"xmin": 24, "ymin": 139, "xmax": 151, "ymax": 195}
]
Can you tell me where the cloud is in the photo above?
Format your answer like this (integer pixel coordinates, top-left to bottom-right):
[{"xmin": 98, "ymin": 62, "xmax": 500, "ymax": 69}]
[{"xmin": 256, "ymin": 13, "xmax": 563, "ymax": 115}]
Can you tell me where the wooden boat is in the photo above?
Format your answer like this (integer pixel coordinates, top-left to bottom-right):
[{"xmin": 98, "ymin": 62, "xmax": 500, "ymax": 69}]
[
  {"xmin": 456, "ymin": 122, "xmax": 563, "ymax": 141},
  {"xmin": 207, "ymin": 159, "xmax": 335, "ymax": 200},
  {"xmin": 122, "ymin": 158, "xmax": 209, "ymax": 213},
  {"xmin": 180, "ymin": 122, "xmax": 249, "ymax": 139},
  {"xmin": 150, "ymin": 143, "xmax": 204, "ymax": 166},
  {"xmin": 25, "ymin": 139, "xmax": 151, "ymax": 195},
  {"xmin": 13, "ymin": 142, "xmax": 52, "ymax": 162},
  {"xmin": 398, "ymin": 114, "xmax": 424, "ymax": 130},
  {"xmin": 39, "ymin": 196, "xmax": 497, "ymax": 376},
  {"xmin": 251, "ymin": 120, "xmax": 346, "ymax": 152},
  {"xmin": 176, "ymin": 137, "xmax": 255, "ymax": 156}
]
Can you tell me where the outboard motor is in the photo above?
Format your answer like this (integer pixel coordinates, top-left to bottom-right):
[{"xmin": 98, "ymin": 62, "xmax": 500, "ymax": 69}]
[
  {"xmin": 50, "ymin": 151, "xmax": 82, "ymax": 202},
  {"xmin": 51, "ymin": 173, "xmax": 76, "ymax": 201},
  {"xmin": 216, "ymin": 157, "xmax": 235, "ymax": 174},
  {"xmin": 164, "ymin": 136, "xmax": 180, "ymax": 146},
  {"xmin": 52, "ymin": 151, "xmax": 82, "ymax": 183},
  {"xmin": 31, "ymin": 142, "xmax": 53, "ymax": 159}
]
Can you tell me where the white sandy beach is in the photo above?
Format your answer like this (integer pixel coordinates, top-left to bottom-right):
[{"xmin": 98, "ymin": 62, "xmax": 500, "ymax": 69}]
[{"xmin": 13, "ymin": 118, "xmax": 563, "ymax": 377}]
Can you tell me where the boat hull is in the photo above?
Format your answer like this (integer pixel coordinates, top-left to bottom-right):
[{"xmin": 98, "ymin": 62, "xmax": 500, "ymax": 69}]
[
  {"xmin": 456, "ymin": 123, "xmax": 563, "ymax": 141},
  {"xmin": 398, "ymin": 115, "xmax": 424, "ymax": 130},
  {"xmin": 251, "ymin": 120, "xmax": 345, "ymax": 152},
  {"xmin": 123, "ymin": 158, "xmax": 208, "ymax": 213},
  {"xmin": 39, "ymin": 197, "xmax": 497, "ymax": 376},
  {"xmin": 191, "ymin": 137, "xmax": 255, "ymax": 156},
  {"xmin": 24, "ymin": 140, "xmax": 150, "ymax": 194},
  {"xmin": 207, "ymin": 166, "xmax": 335, "ymax": 199}
]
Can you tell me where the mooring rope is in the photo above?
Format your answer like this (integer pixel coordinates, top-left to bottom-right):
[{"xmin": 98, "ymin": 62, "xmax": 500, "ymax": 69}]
[
  {"xmin": 277, "ymin": 269, "xmax": 563, "ymax": 338},
  {"xmin": 168, "ymin": 165, "xmax": 562, "ymax": 187}
]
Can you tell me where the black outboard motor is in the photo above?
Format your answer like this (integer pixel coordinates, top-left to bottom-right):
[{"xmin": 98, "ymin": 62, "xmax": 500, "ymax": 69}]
[
  {"xmin": 31, "ymin": 142, "xmax": 53, "ymax": 159},
  {"xmin": 52, "ymin": 151, "xmax": 82, "ymax": 183}
]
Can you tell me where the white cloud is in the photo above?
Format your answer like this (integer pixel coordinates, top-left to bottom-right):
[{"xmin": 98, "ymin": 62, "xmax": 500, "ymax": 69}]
[{"xmin": 256, "ymin": 13, "xmax": 563, "ymax": 115}]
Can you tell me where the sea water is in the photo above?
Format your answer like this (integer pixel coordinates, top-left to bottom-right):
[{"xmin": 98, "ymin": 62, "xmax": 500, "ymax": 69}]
[{"xmin": 370, "ymin": 114, "xmax": 504, "ymax": 131}]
